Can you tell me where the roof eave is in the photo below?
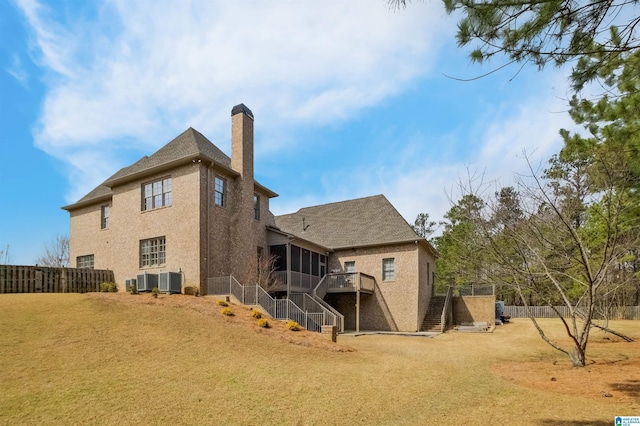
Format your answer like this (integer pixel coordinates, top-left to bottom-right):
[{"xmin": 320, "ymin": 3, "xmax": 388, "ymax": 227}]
[
  {"xmin": 255, "ymin": 182, "xmax": 278, "ymax": 198},
  {"xmin": 266, "ymin": 226, "xmax": 332, "ymax": 252},
  {"xmin": 332, "ymin": 238, "xmax": 431, "ymax": 252},
  {"xmin": 423, "ymin": 239, "xmax": 439, "ymax": 258},
  {"xmin": 62, "ymin": 193, "xmax": 113, "ymax": 211},
  {"xmin": 103, "ymin": 154, "xmax": 239, "ymax": 188}
]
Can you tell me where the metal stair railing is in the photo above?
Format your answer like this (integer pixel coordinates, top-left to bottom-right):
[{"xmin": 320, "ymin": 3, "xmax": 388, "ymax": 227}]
[
  {"xmin": 207, "ymin": 276, "xmax": 232, "ymax": 296},
  {"xmin": 207, "ymin": 276, "xmax": 340, "ymax": 333},
  {"xmin": 306, "ymin": 293, "xmax": 344, "ymax": 333},
  {"xmin": 207, "ymin": 276, "xmax": 246, "ymax": 302},
  {"xmin": 313, "ymin": 274, "xmax": 329, "ymax": 300},
  {"xmin": 302, "ymin": 293, "xmax": 344, "ymax": 333},
  {"xmin": 311, "ymin": 276, "xmax": 346, "ymax": 332},
  {"xmin": 440, "ymin": 286, "xmax": 454, "ymax": 332}
]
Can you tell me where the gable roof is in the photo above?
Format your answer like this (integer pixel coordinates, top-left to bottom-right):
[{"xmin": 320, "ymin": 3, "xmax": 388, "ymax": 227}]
[
  {"xmin": 64, "ymin": 183, "xmax": 113, "ymax": 210},
  {"xmin": 103, "ymin": 127, "xmax": 233, "ymax": 187},
  {"xmin": 63, "ymin": 127, "xmax": 276, "ymax": 211},
  {"xmin": 274, "ymin": 195, "xmax": 429, "ymax": 250}
]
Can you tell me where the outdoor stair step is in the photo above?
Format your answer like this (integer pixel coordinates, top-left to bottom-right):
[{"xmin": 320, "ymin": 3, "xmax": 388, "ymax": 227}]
[{"xmin": 420, "ymin": 296, "xmax": 447, "ymax": 332}]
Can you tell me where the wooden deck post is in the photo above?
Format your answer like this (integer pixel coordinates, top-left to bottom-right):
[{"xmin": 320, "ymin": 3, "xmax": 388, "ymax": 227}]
[{"xmin": 356, "ymin": 290, "xmax": 360, "ymax": 333}]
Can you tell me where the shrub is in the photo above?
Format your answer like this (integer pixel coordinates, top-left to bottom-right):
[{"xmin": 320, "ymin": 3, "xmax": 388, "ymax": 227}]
[
  {"xmin": 185, "ymin": 286, "xmax": 200, "ymax": 296},
  {"xmin": 216, "ymin": 300, "xmax": 229, "ymax": 307},
  {"xmin": 250, "ymin": 308, "xmax": 262, "ymax": 319},
  {"xmin": 151, "ymin": 287, "xmax": 159, "ymax": 298},
  {"xmin": 129, "ymin": 283, "xmax": 139, "ymax": 295},
  {"xmin": 257, "ymin": 318, "xmax": 269, "ymax": 328},
  {"xmin": 287, "ymin": 321, "xmax": 300, "ymax": 331},
  {"xmin": 221, "ymin": 307, "xmax": 234, "ymax": 316},
  {"xmin": 100, "ymin": 282, "xmax": 118, "ymax": 293}
]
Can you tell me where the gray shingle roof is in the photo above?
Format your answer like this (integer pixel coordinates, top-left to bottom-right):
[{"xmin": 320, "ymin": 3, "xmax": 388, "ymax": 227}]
[
  {"xmin": 63, "ymin": 128, "xmax": 234, "ymax": 210},
  {"xmin": 63, "ymin": 183, "xmax": 112, "ymax": 210},
  {"xmin": 274, "ymin": 195, "xmax": 423, "ymax": 249},
  {"xmin": 104, "ymin": 127, "xmax": 231, "ymax": 185}
]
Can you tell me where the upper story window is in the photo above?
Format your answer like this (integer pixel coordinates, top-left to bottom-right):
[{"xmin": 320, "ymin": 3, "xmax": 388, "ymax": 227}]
[
  {"xmin": 344, "ymin": 261, "xmax": 356, "ymax": 273},
  {"xmin": 142, "ymin": 177, "xmax": 172, "ymax": 211},
  {"xmin": 214, "ymin": 176, "xmax": 226, "ymax": 207},
  {"xmin": 77, "ymin": 254, "xmax": 94, "ymax": 269},
  {"xmin": 382, "ymin": 258, "xmax": 395, "ymax": 281},
  {"xmin": 140, "ymin": 237, "xmax": 166, "ymax": 267},
  {"xmin": 101, "ymin": 205, "xmax": 110, "ymax": 229},
  {"xmin": 253, "ymin": 194, "xmax": 260, "ymax": 220}
]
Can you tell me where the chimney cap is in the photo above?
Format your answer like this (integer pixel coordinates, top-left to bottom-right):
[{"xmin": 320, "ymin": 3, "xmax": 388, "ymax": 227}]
[{"xmin": 231, "ymin": 104, "xmax": 254, "ymax": 120}]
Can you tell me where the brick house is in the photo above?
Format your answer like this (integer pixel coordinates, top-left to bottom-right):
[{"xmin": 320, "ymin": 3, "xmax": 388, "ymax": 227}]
[
  {"xmin": 271, "ymin": 195, "xmax": 437, "ymax": 332},
  {"xmin": 63, "ymin": 104, "xmax": 437, "ymax": 332}
]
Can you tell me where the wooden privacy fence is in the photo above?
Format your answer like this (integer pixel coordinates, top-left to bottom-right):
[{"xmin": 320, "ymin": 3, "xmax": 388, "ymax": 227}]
[
  {"xmin": 0, "ymin": 265, "xmax": 115, "ymax": 294},
  {"xmin": 504, "ymin": 305, "xmax": 640, "ymax": 320}
]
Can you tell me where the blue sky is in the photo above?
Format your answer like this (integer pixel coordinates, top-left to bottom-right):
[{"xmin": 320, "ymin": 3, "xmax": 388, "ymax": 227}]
[{"xmin": 1, "ymin": 0, "xmax": 580, "ymax": 265}]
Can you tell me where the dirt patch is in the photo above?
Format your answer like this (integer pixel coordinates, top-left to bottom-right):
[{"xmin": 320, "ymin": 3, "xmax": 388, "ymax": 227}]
[
  {"xmin": 493, "ymin": 334, "xmax": 640, "ymax": 407},
  {"xmin": 86, "ymin": 292, "xmax": 354, "ymax": 352}
]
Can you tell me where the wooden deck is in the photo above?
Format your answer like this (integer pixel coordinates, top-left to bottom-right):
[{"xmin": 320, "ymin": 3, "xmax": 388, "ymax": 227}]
[{"xmin": 325, "ymin": 273, "xmax": 375, "ymax": 295}]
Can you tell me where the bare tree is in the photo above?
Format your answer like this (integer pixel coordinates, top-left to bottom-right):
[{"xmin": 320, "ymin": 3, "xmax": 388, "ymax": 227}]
[
  {"xmin": 252, "ymin": 253, "xmax": 285, "ymax": 293},
  {"xmin": 0, "ymin": 244, "xmax": 10, "ymax": 265},
  {"xmin": 35, "ymin": 235, "xmax": 70, "ymax": 268},
  {"xmin": 457, "ymin": 154, "xmax": 638, "ymax": 367}
]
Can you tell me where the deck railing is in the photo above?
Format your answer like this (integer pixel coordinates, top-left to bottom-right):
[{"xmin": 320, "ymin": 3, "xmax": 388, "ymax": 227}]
[
  {"xmin": 314, "ymin": 274, "xmax": 330, "ymax": 300},
  {"xmin": 317, "ymin": 272, "xmax": 376, "ymax": 294},
  {"xmin": 271, "ymin": 271, "xmax": 320, "ymax": 292},
  {"xmin": 359, "ymin": 274, "xmax": 375, "ymax": 293}
]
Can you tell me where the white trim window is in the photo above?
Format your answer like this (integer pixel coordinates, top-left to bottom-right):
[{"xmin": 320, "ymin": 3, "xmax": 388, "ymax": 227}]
[
  {"xmin": 344, "ymin": 261, "xmax": 356, "ymax": 273},
  {"xmin": 140, "ymin": 237, "xmax": 166, "ymax": 267},
  {"xmin": 214, "ymin": 176, "xmax": 226, "ymax": 207},
  {"xmin": 382, "ymin": 258, "xmax": 395, "ymax": 281},
  {"xmin": 77, "ymin": 254, "xmax": 94, "ymax": 269},
  {"xmin": 142, "ymin": 178, "xmax": 172, "ymax": 211},
  {"xmin": 101, "ymin": 205, "xmax": 110, "ymax": 229}
]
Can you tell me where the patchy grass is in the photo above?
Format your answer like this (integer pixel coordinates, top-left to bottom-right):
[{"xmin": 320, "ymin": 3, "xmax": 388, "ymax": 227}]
[{"xmin": 0, "ymin": 293, "xmax": 638, "ymax": 425}]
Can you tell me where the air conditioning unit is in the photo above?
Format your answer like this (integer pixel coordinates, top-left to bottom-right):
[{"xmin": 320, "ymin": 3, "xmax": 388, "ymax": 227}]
[
  {"xmin": 159, "ymin": 272, "xmax": 182, "ymax": 294},
  {"xmin": 136, "ymin": 272, "xmax": 158, "ymax": 292},
  {"xmin": 125, "ymin": 278, "xmax": 137, "ymax": 292}
]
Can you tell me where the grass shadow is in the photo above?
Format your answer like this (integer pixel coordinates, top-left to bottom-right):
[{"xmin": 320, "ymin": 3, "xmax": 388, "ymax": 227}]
[{"xmin": 611, "ymin": 379, "xmax": 640, "ymax": 400}]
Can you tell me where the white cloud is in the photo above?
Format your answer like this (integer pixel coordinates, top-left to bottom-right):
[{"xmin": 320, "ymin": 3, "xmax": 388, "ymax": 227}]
[
  {"xmin": 6, "ymin": 55, "xmax": 29, "ymax": 86},
  {"xmin": 18, "ymin": 0, "xmax": 450, "ymax": 203},
  {"xmin": 277, "ymin": 73, "xmax": 580, "ymax": 232}
]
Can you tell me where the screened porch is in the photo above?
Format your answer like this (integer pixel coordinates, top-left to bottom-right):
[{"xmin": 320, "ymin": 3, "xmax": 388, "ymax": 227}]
[{"xmin": 268, "ymin": 243, "xmax": 327, "ymax": 294}]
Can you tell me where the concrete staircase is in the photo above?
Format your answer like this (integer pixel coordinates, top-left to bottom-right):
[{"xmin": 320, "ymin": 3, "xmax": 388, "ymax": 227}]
[{"xmin": 420, "ymin": 296, "xmax": 446, "ymax": 332}]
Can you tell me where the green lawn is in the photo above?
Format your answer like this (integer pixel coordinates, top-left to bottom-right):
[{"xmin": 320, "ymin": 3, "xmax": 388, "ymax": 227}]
[{"xmin": 0, "ymin": 293, "xmax": 637, "ymax": 425}]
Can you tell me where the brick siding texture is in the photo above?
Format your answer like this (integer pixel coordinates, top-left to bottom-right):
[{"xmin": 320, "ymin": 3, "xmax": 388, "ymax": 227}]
[{"xmin": 328, "ymin": 243, "xmax": 435, "ymax": 332}]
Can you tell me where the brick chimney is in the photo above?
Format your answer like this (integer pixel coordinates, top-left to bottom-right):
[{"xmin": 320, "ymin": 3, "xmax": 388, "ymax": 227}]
[
  {"xmin": 230, "ymin": 103, "xmax": 256, "ymax": 283},
  {"xmin": 231, "ymin": 103, "xmax": 254, "ymax": 181}
]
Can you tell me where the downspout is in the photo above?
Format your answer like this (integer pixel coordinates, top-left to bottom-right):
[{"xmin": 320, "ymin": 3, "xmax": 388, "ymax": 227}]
[
  {"xmin": 206, "ymin": 166, "xmax": 211, "ymax": 290},
  {"xmin": 356, "ymin": 288, "xmax": 361, "ymax": 333},
  {"xmin": 286, "ymin": 240, "xmax": 292, "ymax": 298}
]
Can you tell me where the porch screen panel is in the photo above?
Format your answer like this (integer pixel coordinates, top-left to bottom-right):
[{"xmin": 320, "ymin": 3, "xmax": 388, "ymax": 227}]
[
  {"xmin": 291, "ymin": 245, "xmax": 301, "ymax": 272},
  {"xmin": 302, "ymin": 249, "xmax": 311, "ymax": 274},
  {"xmin": 270, "ymin": 245, "xmax": 287, "ymax": 271},
  {"xmin": 311, "ymin": 252, "xmax": 319, "ymax": 276}
]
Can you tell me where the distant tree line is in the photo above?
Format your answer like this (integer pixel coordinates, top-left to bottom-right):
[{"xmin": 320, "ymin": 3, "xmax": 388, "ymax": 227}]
[{"xmin": 411, "ymin": 48, "xmax": 640, "ymax": 367}]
